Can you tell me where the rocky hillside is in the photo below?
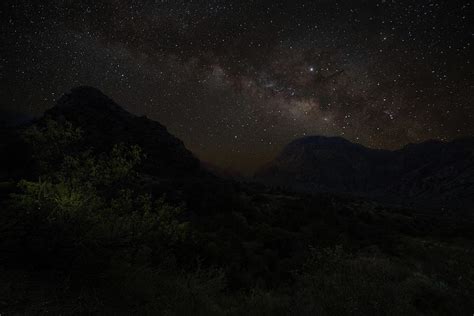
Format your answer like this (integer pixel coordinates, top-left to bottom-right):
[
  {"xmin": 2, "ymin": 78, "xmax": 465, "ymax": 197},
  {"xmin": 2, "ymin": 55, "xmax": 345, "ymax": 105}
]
[
  {"xmin": 256, "ymin": 136, "xmax": 474, "ymax": 209},
  {"xmin": 41, "ymin": 86, "xmax": 202, "ymax": 178}
]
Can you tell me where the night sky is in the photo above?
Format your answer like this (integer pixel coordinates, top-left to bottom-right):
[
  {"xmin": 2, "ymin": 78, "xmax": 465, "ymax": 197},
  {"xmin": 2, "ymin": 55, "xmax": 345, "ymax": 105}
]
[{"xmin": 2, "ymin": 0, "xmax": 473, "ymax": 172}]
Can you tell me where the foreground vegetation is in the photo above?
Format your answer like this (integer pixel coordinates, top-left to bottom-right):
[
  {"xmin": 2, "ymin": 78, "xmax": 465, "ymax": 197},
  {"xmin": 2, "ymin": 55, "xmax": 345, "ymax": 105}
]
[{"xmin": 1, "ymin": 120, "xmax": 473, "ymax": 315}]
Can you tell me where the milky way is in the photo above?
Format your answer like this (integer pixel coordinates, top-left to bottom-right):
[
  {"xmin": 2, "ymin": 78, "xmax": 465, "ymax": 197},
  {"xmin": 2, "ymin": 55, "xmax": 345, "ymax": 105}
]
[{"xmin": 2, "ymin": 0, "xmax": 473, "ymax": 172}]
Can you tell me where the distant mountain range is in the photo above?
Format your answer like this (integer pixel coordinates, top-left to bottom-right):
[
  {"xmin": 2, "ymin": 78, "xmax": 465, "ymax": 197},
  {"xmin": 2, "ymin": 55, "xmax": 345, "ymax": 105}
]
[{"xmin": 255, "ymin": 135, "xmax": 474, "ymax": 209}]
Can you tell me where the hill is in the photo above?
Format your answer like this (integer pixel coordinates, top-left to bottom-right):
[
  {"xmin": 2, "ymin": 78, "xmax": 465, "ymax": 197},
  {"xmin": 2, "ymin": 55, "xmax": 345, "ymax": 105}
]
[
  {"xmin": 0, "ymin": 88, "xmax": 472, "ymax": 314},
  {"xmin": 256, "ymin": 135, "xmax": 474, "ymax": 209}
]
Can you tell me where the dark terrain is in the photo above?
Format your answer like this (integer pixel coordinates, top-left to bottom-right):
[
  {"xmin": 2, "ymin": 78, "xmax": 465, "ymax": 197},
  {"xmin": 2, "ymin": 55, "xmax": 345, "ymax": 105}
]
[
  {"xmin": 256, "ymin": 135, "xmax": 474, "ymax": 209},
  {"xmin": 0, "ymin": 87, "xmax": 473, "ymax": 315}
]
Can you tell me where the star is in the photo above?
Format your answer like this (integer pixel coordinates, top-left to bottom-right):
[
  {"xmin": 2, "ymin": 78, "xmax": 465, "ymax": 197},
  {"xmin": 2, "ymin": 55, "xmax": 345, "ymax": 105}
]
[{"xmin": 1, "ymin": 0, "xmax": 472, "ymax": 173}]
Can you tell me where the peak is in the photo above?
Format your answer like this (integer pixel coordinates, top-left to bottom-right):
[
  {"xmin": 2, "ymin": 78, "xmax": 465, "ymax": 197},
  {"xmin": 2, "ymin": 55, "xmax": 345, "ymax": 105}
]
[
  {"xmin": 39, "ymin": 87, "xmax": 202, "ymax": 178},
  {"xmin": 54, "ymin": 86, "xmax": 124, "ymax": 113},
  {"xmin": 69, "ymin": 86, "xmax": 109, "ymax": 98}
]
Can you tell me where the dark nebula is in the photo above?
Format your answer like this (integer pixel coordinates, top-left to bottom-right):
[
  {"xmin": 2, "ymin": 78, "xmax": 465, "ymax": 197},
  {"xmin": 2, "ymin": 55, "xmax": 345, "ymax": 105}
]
[{"xmin": 1, "ymin": 0, "xmax": 473, "ymax": 172}]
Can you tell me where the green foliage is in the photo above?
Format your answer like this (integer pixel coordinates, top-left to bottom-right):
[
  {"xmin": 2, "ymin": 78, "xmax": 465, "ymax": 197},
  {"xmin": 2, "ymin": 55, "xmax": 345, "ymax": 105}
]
[
  {"xmin": 59, "ymin": 144, "xmax": 143, "ymax": 188},
  {"xmin": 294, "ymin": 247, "xmax": 413, "ymax": 315},
  {"xmin": 22, "ymin": 118, "xmax": 83, "ymax": 151},
  {"xmin": 8, "ymin": 121, "xmax": 190, "ymax": 277},
  {"xmin": 21, "ymin": 118, "xmax": 83, "ymax": 173},
  {"xmin": 1, "ymin": 118, "xmax": 473, "ymax": 314}
]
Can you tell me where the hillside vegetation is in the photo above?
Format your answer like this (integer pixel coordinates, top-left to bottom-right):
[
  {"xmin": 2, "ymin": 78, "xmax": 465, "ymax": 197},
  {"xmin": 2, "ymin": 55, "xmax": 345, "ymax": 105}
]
[{"xmin": 0, "ymin": 89, "xmax": 472, "ymax": 315}]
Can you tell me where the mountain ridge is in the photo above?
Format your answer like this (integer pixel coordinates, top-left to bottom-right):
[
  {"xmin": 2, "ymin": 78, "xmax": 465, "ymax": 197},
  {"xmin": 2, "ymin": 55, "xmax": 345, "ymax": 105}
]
[
  {"xmin": 41, "ymin": 86, "xmax": 203, "ymax": 179},
  {"xmin": 255, "ymin": 135, "xmax": 474, "ymax": 209}
]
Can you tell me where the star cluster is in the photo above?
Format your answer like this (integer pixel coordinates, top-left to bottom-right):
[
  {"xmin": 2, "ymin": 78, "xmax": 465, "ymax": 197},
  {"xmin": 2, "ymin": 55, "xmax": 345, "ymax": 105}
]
[{"xmin": 1, "ymin": 0, "xmax": 473, "ymax": 172}]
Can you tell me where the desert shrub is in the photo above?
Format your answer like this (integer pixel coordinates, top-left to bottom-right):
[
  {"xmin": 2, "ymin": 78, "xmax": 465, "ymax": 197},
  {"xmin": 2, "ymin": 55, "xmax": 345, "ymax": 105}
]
[
  {"xmin": 0, "ymin": 263, "xmax": 227, "ymax": 315},
  {"xmin": 292, "ymin": 246, "xmax": 460, "ymax": 316},
  {"xmin": 2, "ymin": 118, "xmax": 472, "ymax": 315},
  {"xmin": 7, "ymin": 143, "xmax": 190, "ymax": 267},
  {"xmin": 0, "ymin": 121, "xmax": 202, "ymax": 314},
  {"xmin": 225, "ymin": 288, "xmax": 291, "ymax": 316},
  {"xmin": 21, "ymin": 118, "xmax": 83, "ymax": 174}
]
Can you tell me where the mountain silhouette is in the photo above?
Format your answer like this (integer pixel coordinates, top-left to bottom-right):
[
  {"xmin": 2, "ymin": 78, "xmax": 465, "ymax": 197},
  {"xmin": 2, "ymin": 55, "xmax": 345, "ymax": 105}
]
[
  {"xmin": 255, "ymin": 135, "xmax": 474, "ymax": 209},
  {"xmin": 43, "ymin": 86, "xmax": 202, "ymax": 178},
  {"xmin": 1, "ymin": 87, "xmax": 237, "ymax": 210},
  {"xmin": 3, "ymin": 87, "xmax": 473, "ymax": 211}
]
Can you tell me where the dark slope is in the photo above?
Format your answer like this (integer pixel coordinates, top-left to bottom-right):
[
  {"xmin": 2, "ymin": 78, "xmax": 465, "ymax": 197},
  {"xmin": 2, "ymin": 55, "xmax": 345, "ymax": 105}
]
[
  {"xmin": 1, "ymin": 89, "xmax": 473, "ymax": 315},
  {"xmin": 1, "ymin": 86, "xmax": 236, "ymax": 213},
  {"xmin": 43, "ymin": 86, "xmax": 202, "ymax": 178},
  {"xmin": 256, "ymin": 136, "xmax": 474, "ymax": 209}
]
